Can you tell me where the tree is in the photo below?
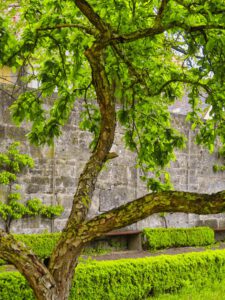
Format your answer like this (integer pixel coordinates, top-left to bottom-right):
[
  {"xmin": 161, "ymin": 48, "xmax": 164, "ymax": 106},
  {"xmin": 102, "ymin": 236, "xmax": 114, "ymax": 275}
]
[
  {"xmin": 0, "ymin": 0, "xmax": 225, "ymax": 299},
  {"xmin": 0, "ymin": 142, "xmax": 64, "ymax": 232}
]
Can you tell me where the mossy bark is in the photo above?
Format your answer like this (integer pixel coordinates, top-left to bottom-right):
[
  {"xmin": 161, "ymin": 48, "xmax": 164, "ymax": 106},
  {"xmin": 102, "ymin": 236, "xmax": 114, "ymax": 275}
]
[
  {"xmin": 0, "ymin": 230, "xmax": 59, "ymax": 300},
  {"xmin": 78, "ymin": 190, "xmax": 225, "ymax": 243},
  {"xmin": 47, "ymin": 39, "xmax": 116, "ymax": 299}
]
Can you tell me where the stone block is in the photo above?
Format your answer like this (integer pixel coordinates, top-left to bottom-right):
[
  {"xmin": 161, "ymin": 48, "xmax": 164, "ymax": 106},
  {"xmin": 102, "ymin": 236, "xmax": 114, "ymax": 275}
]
[
  {"xmin": 26, "ymin": 184, "xmax": 41, "ymax": 194},
  {"xmin": 195, "ymin": 220, "xmax": 205, "ymax": 227},
  {"xmin": 31, "ymin": 176, "xmax": 51, "ymax": 186},
  {"xmin": 56, "ymin": 193, "xmax": 73, "ymax": 208},
  {"xmin": 21, "ymin": 216, "xmax": 41, "ymax": 229},
  {"xmin": 99, "ymin": 187, "xmax": 135, "ymax": 212},
  {"xmin": 169, "ymin": 168, "xmax": 187, "ymax": 176},
  {"xmin": 188, "ymin": 213, "xmax": 200, "ymax": 225},
  {"xmin": 54, "ymin": 219, "xmax": 67, "ymax": 231},
  {"xmin": 201, "ymin": 219, "xmax": 218, "ymax": 229},
  {"xmin": 188, "ymin": 184, "xmax": 199, "ymax": 192},
  {"xmin": 5, "ymin": 126, "xmax": 27, "ymax": 141},
  {"xmin": 165, "ymin": 213, "xmax": 189, "ymax": 228},
  {"xmin": 136, "ymin": 214, "xmax": 165, "ymax": 229},
  {"xmin": 218, "ymin": 219, "xmax": 225, "ymax": 228},
  {"xmin": 172, "ymin": 176, "xmax": 181, "ymax": 186},
  {"xmin": 55, "ymin": 176, "xmax": 75, "ymax": 188}
]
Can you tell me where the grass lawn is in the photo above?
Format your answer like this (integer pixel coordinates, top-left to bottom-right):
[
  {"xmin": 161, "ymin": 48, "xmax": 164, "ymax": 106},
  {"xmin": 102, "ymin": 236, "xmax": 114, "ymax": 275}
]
[{"xmin": 149, "ymin": 280, "xmax": 225, "ymax": 300}]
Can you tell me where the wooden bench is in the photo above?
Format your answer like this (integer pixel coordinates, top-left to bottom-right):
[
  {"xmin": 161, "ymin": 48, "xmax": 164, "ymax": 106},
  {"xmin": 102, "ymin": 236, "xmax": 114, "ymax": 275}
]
[
  {"xmin": 104, "ymin": 230, "xmax": 142, "ymax": 251},
  {"xmin": 214, "ymin": 228, "xmax": 225, "ymax": 241}
]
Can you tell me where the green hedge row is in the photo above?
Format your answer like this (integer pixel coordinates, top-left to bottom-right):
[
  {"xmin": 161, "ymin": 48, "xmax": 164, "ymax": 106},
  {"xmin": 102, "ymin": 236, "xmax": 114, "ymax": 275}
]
[
  {"xmin": 143, "ymin": 227, "xmax": 215, "ymax": 250},
  {"xmin": 1, "ymin": 250, "xmax": 225, "ymax": 299},
  {"xmin": 0, "ymin": 272, "xmax": 34, "ymax": 300},
  {"xmin": 14, "ymin": 233, "xmax": 60, "ymax": 259},
  {"xmin": 0, "ymin": 227, "xmax": 215, "ymax": 265},
  {"xmin": 0, "ymin": 233, "xmax": 60, "ymax": 266}
]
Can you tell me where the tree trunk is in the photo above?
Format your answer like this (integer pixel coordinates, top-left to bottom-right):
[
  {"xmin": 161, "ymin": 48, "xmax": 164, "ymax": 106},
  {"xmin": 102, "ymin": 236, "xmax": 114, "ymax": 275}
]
[
  {"xmin": 0, "ymin": 230, "xmax": 59, "ymax": 300},
  {"xmin": 48, "ymin": 41, "xmax": 116, "ymax": 298}
]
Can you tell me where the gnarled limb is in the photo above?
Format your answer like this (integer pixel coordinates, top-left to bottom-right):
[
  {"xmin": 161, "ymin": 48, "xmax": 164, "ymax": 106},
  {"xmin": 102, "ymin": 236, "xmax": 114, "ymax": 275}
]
[
  {"xmin": 0, "ymin": 230, "xmax": 58, "ymax": 300},
  {"xmin": 37, "ymin": 24, "xmax": 97, "ymax": 36},
  {"xmin": 77, "ymin": 190, "xmax": 225, "ymax": 242},
  {"xmin": 113, "ymin": 23, "xmax": 225, "ymax": 44},
  {"xmin": 48, "ymin": 42, "xmax": 116, "ymax": 299},
  {"xmin": 74, "ymin": 0, "xmax": 108, "ymax": 32}
]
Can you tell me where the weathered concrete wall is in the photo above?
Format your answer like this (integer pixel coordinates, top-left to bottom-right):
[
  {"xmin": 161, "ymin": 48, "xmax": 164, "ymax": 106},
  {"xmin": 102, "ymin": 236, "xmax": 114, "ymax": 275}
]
[{"xmin": 1, "ymin": 85, "xmax": 225, "ymax": 233}]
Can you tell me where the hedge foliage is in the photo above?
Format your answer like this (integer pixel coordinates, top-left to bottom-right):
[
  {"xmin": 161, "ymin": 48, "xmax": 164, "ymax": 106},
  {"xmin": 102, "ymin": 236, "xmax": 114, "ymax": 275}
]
[
  {"xmin": 0, "ymin": 227, "xmax": 215, "ymax": 265},
  {"xmin": 1, "ymin": 250, "xmax": 225, "ymax": 299},
  {"xmin": 14, "ymin": 233, "xmax": 61, "ymax": 259},
  {"xmin": 0, "ymin": 272, "xmax": 34, "ymax": 300},
  {"xmin": 0, "ymin": 233, "xmax": 60, "ymax": 266},
  {"xmin": 143, "ymin": 227, "xmax": 215, "ymax": 250}
]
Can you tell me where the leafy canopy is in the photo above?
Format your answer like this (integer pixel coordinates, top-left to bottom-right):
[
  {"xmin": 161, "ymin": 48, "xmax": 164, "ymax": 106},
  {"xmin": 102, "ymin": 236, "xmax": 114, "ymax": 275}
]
[{"xmin": 0, "ymin": 0, "xmax": 225, "ymax": 190}]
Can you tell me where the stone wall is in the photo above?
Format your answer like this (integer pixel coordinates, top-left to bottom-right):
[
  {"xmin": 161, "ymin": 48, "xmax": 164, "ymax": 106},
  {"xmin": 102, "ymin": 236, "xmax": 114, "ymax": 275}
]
[{"xmin": 1, "ymin": 85, "xmax": 225, "ymax": 233}]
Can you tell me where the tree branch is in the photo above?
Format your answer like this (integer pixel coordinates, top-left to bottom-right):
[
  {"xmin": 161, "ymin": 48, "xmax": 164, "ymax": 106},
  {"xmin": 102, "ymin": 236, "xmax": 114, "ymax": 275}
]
[
  {"xmin": 78, "ymin": 190, "xmax": 225, "ymax": 242},
  {"xmin": 0, "ymin": 86, "xmax": 17, "ymax": 100},
  {"xmin": 172, "ymin": 45, "xmax": 203, "ymax": 59},
  {"xmin": 37, "ymin": 23, "xmax": 96, "ymax": 36},
  {"xmin": 106, "ymin": 152, "xmax": 118, "ymax": 160},
  {"xmin": 0, "ymin": 230, "xmax": 57, "ymax": 299},
  {"xmin": 155, "ymin": 0, "xmax": 169, "ymax": 24},
  {"xmin": 111, "ymin": 43, "xmax": 151, "ymax": 93},
  {"xmin": 174, "ymin": 0, "xmax": 225, "ymax": 15},
  {"xmin": 188, "ymin": 25, "xmax": 225, "ymax": 32},
  {"xmin": 73, "ymin": 0, "xmax": 109, "ymax": 32},
  {"xmin": 151, "ymin": 78, "xmax": 211, "ymax": 96},
  {"xmin": 113, "ymin": 24, "xmax": 225, "ymax": 44},
  {"xmin": 113, "ymin": 24, "xmax": 171, "ymax": 43}
]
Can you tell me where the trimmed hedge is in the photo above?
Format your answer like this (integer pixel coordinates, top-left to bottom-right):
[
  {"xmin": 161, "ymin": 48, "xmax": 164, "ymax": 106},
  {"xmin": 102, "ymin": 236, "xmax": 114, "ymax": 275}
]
[
  {"xmin": 143, "ymin": 227, "xmax": 215, "ymax": 250},
  {"xmin": 1, "ymin": 250, "xmax": 225, "ymax": 299},
  {"xmin": 0, "ymin": 272, "xmax": 34, "ymax": 300},
  {"xmin": 0, "ymin": 233, "xmax": 60, "ymax": 266},
  {"xmin": 0, "ymin": 227, "xmax": 215, "ymax": 265},
  {"xmin": 0, "ymin": 227, "xmax": 214, "ymax": 261},
  {"xmin": 14, "ymin": 233, "xmax": 61, "ymax": 259}
]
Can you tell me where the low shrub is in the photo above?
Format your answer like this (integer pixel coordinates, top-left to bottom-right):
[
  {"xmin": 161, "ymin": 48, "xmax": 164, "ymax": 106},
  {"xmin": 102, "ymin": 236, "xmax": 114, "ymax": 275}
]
[
  {"xmin": 143, "ymin": 227, "xmax": 215, "ymax": 250},
  {"xmin": 0, "ymin": 227, "xmax": 215, "ymax": 266},
  {"xmin": 14, "ymin": 232, "xmax": 61, "ymax": 259},
  {"xmin": 0, "ymin": 233, "xmax": 61, "ymax": 266},
  {"xmin": 1, "ymin": 249, "xmax": 225, "ymax": 299},
  {"xmin": 0, "ymin": 232, "xmax": 124, "ymax": 265},
  {"xmin": 0, "ymin": 272, "xmax": 34, "ymax": 300}
]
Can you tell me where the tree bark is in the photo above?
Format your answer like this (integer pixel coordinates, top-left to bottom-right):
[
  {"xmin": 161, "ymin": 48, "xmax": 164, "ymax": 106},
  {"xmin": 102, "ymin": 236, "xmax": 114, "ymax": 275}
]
[
  {"xmin": 0, "ymin": 230, "xmax": 59, "ymax": 300},
  {"xmin": 76, "ymin": 190, "xmax": 225, "ymax": 243},
  {"xmin": 48, "ymin": 41, "xmax": 116, "ymax": 299}
]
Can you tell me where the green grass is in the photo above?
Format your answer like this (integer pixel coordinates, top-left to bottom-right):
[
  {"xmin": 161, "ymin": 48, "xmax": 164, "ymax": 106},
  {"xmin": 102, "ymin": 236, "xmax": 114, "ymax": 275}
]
[{"xmin": 149, "ymin": 280, "xmax": 225, "ymax": 300}]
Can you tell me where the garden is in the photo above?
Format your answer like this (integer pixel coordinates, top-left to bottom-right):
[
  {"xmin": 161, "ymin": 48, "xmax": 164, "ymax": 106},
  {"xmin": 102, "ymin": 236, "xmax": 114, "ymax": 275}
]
[{"xmin": 1, "ymin": 1, "xmax": 225, "ymax": 299}]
